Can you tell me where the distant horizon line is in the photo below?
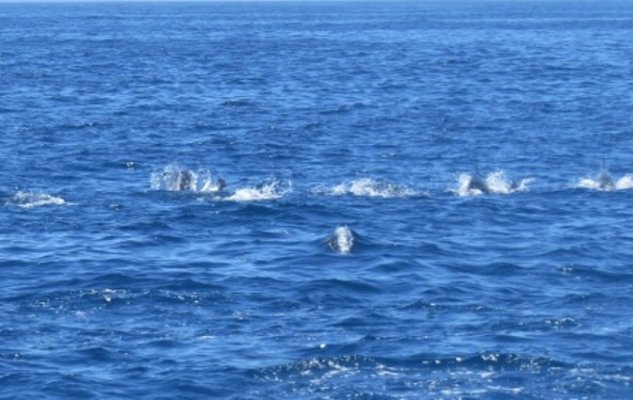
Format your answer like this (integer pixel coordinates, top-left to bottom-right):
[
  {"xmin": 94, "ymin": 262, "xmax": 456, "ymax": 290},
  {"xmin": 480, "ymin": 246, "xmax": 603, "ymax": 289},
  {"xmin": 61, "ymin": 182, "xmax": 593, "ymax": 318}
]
[{"xmin": 0, "ymin": 0, "xmax": 601, "ymax": 3}]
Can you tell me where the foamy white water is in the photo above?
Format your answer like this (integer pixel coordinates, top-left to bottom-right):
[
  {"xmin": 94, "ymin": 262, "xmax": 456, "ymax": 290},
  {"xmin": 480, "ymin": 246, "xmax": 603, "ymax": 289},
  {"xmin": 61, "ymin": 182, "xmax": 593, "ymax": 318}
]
[
  {"xmin": 9, "ymin": 191, "xmax": 66, "ymax": 208},
  {"xmin": 225, "ymin": 180, "xmax": 290, "ymax": 202},
  {"xmin": 318, "ymin": 178, "xmax": 417, "ymax": 198},
  {"xmin": 616, "ymin": 175, "xmax": 633, "ymax": 190}
]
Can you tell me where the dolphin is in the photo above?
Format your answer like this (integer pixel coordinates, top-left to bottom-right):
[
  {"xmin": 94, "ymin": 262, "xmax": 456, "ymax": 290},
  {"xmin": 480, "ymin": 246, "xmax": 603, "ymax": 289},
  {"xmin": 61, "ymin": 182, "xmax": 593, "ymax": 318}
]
[
  {"xmin": 464, "ymin": 163, "xmax": 490, "ymax": 194},
  {"xmin": 593, "ymin": 159, "xmax": 616, "ymax": 190},
  {"xmin": 176, "ymin": 169, "xmax": 194, "ymax": 191},
  {"xmin": 327, "ymin": 225, "xmax": 355, "ymax": 254},
  {"xmin": 595, "ymin": 168, "xmax": 615, "ymax": 190},
  {"xmin": 466, "ymin": 173, "xmax": 490, "ymax": 194},
  {"xmin": 216, "ymin": 178, "xmax": 226, "ymax": 192}
]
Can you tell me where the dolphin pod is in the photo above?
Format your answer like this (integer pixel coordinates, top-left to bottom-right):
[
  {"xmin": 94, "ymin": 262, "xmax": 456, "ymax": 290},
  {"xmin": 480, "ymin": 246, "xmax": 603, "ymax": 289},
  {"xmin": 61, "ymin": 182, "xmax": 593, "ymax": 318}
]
[
  {"xmin": 156, "ymin": 162, "xmax": 630, "ymax": 196},
  {"xmin": 458, "ymin": 165, "xmax": 633, "ymax": 196},
  {"xmin": 8, "ymin": 163, "xmax": 631, "ymax": 254},
  {"xmin": 145, "ymin": 163, "xmax": 631, "ymax": 255}
]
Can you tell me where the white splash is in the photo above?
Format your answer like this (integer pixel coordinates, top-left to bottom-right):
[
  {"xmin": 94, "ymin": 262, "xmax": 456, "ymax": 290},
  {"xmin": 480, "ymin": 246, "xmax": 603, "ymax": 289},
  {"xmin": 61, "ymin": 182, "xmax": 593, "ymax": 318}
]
[
  {"xmin": 454, "ymin": 170, "xmax": 532, "ymax": 197},
  {"xmin": 320, "ymin": 178, "xmax": 417, "ymax": 198},
  {"xmin": 576, "ymin": 172, "xmax": 633, "ymax": 191},
  {"xmin": 150, "ymin": 164, "xmax": 225, "ymax": 193},
  {"xmin": 455, "ymin": 174, "xmax": 485, "ymax": 197},
  {"xmin": 616, "ymin": 175, "xmax": 633, "ymax": 190},
  {"xmin": 328, "ymin": 225, "xmax": 355, "ymax": 254},
  {"xmin": 577, "ymin": 178, "xmax": 606, "ymax": 191},
  {"xmin": 199, "ymin": 176, "xmax": 226, "ymax": 193},
  {"xmin": 9, "ymin": 191, "xmax": 66, "ymax": 208},
  {"xmin": 225, "ymin": 180, "xmax": 289, "ymax": 202}
]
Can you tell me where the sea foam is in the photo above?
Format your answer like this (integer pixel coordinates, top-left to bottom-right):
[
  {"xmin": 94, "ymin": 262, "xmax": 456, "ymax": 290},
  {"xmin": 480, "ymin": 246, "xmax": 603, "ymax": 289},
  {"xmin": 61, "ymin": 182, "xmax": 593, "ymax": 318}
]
[
  {"xmin": 225, "ymin": 179, "xmax": 290, "ymax": 202},
  {"xmin": 317, "ymin": 178, "xmax": 417, "ymax": 198},
  {"xmin": 8, "ymin": 191, "xmax": 66, "ymax": 209}
]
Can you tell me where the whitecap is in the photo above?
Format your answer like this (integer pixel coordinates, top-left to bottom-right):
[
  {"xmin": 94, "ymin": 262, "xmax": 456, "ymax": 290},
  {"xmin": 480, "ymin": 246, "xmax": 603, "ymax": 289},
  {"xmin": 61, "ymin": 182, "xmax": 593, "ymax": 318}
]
[
  {"xmin": 8, "ymin": 191, "xmax": 66, "ymax": 209},
  {"xmin": 225, "ymin": 180, "xmax": 290, "ymax": 202},
  {"xmin": 318, "ymin": 178, "xmax": 417, "ymax": 198},
  {"xmin": 453, "ymin": 170, "xmax": 532, "ymax": 197}
]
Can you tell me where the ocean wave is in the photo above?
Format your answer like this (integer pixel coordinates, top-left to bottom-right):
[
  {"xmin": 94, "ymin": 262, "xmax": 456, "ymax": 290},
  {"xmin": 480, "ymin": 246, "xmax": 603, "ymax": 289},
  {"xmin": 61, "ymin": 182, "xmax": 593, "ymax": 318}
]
[
  {"xmin": 150, "ymin": 164, "xmax": 225, "ymax": 193},
  {"xmin": 7, "ymin": 191, "xmax": 66, "ymax": 209},
  {"xmin": 225, "ymin": 179, "xmax": 290, "ymax": 202},
  {"xmin": 315, "ymin": 178, "xmax": 418, "ymax": 198},
  {"xmin": 453, "ymin": 170, "xmax": 532, "ymax": 197}
]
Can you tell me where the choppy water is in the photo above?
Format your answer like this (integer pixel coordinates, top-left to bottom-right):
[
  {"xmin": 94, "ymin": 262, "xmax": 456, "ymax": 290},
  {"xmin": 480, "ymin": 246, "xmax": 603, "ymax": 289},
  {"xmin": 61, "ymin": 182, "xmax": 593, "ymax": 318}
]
[{"xmin": 1, "ymin": 1, "xmax": 633, "ymax": 398}]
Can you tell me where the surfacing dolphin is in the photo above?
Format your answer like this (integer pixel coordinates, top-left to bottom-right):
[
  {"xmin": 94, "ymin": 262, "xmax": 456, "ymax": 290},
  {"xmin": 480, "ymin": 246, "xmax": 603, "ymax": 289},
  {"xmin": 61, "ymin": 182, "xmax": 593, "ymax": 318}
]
[
  {"xmin": 465, "ymin": 170, "xmax": 490, "ymax": 194},
  {"xmin": 169, "ymin": 168, "xmax": 226, "ymax": 192},
  {"xmin": 327, "ymin": 225, "xmax": 356, "ymax": 254},
  {"xmin": 176, "ymin": 169, "xmax": 194, "ymax": 191},
  {"xmin": 592, "ymin": 159, "xmax": 616, "ymax": 190},
  {"xmin": 595, "ymin": 168, "xmax": 615, "ymax": 190}
]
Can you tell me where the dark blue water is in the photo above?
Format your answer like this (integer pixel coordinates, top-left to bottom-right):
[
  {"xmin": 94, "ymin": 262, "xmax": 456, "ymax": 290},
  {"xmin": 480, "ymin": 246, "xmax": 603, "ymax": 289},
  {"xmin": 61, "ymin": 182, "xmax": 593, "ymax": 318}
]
[{"xmin": 2, "ymin": 1, "xmax": 633, "ymax": 398}]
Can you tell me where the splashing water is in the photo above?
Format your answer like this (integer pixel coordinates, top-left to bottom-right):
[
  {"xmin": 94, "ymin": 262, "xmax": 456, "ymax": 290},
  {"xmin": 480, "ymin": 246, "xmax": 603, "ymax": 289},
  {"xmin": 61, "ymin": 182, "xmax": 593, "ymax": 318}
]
[
  {"xmin": 320, "ymin": 178, "xmax": 417, "ymax": 198},
  {"xmin": 616, "ymin": 175, "xmax": 633, "ymax": 190},
  {"xmin": 454, "ymin": 171, "xmax": 532, "ymax": 197},
  {"xmin": 225, "ymin": 180, "xmax": 290, "ymax": 202},
  {"xmin": 8, "ymin": 191, "xmax": 66, "ymax": 208},
  {"xmin": 576, "ymin": 172, "xmax": 633, "ymax": 191},
  {"xmin": 327, "ymin": 225, "xmax": 355, "ymax": 254},
  {"xmin": 200, "ymin": 178, "xmax": 226, "ymax": 193},
  {"xmin": 150, "ymin": 164, "xmax": 225, "ymax": 193}
]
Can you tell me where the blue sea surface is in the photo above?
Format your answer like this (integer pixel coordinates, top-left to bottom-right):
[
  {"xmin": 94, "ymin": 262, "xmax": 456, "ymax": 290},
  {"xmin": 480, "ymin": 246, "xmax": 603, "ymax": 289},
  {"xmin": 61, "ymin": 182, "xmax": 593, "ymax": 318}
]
[{"xmin": 1, "ymin": 1, "xmax": 633, "ymax": 398}]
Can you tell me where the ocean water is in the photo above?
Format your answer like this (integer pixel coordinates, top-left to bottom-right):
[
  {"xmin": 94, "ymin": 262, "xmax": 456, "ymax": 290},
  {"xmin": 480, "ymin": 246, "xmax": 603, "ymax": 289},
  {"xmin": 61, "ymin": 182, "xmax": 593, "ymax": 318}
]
[{"xmin": 1, "ymin": 1, "xmax": 633, "ymax": 398}]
